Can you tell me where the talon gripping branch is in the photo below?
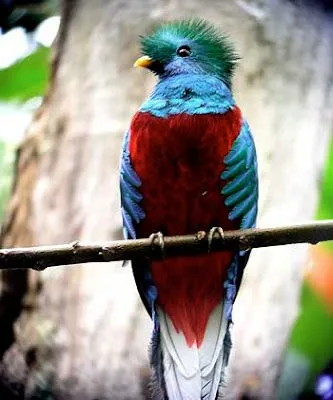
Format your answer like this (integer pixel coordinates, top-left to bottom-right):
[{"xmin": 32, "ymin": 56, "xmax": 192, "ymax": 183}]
[{"xmin": 120, "ymin": 19, "xmax": 259, "ymax": 400}]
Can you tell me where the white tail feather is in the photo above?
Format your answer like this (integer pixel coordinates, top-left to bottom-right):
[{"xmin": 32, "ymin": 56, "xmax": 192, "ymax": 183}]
[
  {"xmin": 158, "ymin": 308, "xmax": 201, "ymax": 399},
  {"xmin": 200, "ymin": 303, "xmax": 228, "ymax": 399},
  {"xmin": 158, "ymin": 302, "xmax": 228, "ymax": 400}
]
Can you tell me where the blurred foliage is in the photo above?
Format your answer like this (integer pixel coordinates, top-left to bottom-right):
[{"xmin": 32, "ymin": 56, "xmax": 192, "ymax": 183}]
[
  {"xmin": 0, "ymin": 40, "xmax": 49, "ymax": 224},
  {"xmin": 291, "ymin": 282, "xmax": 333, "ymax": 389},
  {"xmin": 0, "ymin": 0, "xmax": 57, "ymax": 33},
  {"xmin": 316, "ymin": 136, "xmax": 333, "ymax": 252},
  {"xmin": 282, "ymin": 135, "xmax": 333, "ymax": 399},
  {"xmin": 0, "ymin": 46, "xmax": 49, "ymax": 102}
]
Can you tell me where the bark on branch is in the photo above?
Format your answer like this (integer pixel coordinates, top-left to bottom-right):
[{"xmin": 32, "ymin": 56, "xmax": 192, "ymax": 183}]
[{"xmin": 0, "ymin": 220, "xmax": 332, "ymax": 271}]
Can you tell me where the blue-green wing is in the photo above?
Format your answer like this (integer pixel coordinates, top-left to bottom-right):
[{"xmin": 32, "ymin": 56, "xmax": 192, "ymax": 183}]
[
  {"xmin": 221, "ymin": 119, "xmax": 258, "ymax": 322},
  {"xmin": 221, "ymin": 119, "xmax": 258, "ymax": 230},
  {"xmin": 120, "ymin": 130, "xmax": 157, "ymax": 318},
  {"xmin": 120, "ymin": 129, "xmax": 145, "ymax": 240}
]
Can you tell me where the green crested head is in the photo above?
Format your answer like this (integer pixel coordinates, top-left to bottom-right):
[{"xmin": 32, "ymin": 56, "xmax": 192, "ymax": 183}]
[{"xmin": 135, "ymin": 19, "xmax": 239, "ymax": 88}]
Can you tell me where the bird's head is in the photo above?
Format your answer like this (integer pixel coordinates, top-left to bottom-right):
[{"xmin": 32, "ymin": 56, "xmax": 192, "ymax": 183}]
[{"xmin": 134, "ymin": 19, "xmax": 239, "ymax": 88}]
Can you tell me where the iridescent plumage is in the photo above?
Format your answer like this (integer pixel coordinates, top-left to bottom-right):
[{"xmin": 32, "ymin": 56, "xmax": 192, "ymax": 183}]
[{"xmin": 120, "ymin": 18, "xmax": 258, "ymax": 399}]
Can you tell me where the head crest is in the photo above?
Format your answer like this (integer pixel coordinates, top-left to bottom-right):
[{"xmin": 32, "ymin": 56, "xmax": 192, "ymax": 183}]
[{"xmin": 140, "ymin": 19, "xmax": 239, "ymax": 86}]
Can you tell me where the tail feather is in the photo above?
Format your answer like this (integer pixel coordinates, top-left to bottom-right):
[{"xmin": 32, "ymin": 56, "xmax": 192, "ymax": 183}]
[
  {"xmin": 201, "ymin": 355, "xmax": 224, "ymax": 400},
  {"xmin": 159, "ymin": 307, "xmax": 201, "ymax": 399},
  {"xmin": 199, "ymin": 303, "xmax": 228, "ymax": 400},
  {"xmin": 157, "ymin": 302, "xmax": 229, "ymax": 400},
  {"xmin": 149, "ymin": 327, "xmax": 164, "ymax": 388}
]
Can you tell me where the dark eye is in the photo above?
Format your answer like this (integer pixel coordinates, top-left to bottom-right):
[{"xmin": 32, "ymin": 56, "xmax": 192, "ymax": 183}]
[{"xmin": 177, "ymin": 45, "xmax": 191, "ymax": 57}]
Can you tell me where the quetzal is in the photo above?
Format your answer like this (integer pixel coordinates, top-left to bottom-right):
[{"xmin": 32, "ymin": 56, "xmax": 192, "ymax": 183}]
[{"xmin": 120, "ymin": 19, "xmax": 258, "ymax": 400}]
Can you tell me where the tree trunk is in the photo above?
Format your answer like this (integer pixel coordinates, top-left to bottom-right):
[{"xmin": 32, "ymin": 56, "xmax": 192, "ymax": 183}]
[{"xmin": 1, "ymin": 0, "xmax": 332, "ymax": 399}]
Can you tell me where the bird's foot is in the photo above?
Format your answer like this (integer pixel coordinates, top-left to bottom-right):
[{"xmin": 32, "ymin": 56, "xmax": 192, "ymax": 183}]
[
  {"xmin": 207, "ymin": 227, "xmax": 224, "ymax": 252},
  {"xmin": 149, "ymin": 232, "xmax": 165, "ymax": 259}
]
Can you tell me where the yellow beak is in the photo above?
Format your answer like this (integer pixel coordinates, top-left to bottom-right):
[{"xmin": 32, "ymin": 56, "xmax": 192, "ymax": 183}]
[{"xmin": 134, "ymin": 55, "xmax": 153, "ymax": 69}]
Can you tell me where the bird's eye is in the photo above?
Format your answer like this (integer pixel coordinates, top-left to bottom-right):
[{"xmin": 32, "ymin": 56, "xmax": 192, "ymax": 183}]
[{"xmin": 177, "ymin": 45, "xmax": 191, "ymax": 57}]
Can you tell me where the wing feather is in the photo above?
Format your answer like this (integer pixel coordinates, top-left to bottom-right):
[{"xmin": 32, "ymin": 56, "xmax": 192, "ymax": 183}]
[
  {"xmin": 221, "ymin": 119, "xmax": 259, "ymax": 325},
  {"xmin": 222, "ymin": 119, "xmax": 258, "ymax": 230},
  {"xmin": 120, "ymin": 129, "xmax": 145, "ymax": 240}
]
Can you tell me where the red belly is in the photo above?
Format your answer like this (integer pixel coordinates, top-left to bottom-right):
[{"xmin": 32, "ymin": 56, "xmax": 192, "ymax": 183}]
[{"xmin": 129, "ymin": 109, "xmax": 242, "ymax": 346}]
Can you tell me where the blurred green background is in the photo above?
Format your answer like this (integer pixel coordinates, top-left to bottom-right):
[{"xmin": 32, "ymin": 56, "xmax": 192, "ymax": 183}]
[
  {"xmin": 282, "ymin": 136, "xmax": 333, "ymax": 397},
  {"xmin": 0, "ymin": 46, "xmax": 50, "ymax": 220}
]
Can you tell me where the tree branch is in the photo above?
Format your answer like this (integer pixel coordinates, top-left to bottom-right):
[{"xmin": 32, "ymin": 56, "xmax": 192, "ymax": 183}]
[{"xmin": 0, "ymin": 220, "xmax": 332, "ymax": 271}]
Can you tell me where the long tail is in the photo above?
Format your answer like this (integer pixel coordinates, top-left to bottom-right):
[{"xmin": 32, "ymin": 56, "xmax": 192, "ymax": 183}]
[{"xmin": 152, "ymin": 302, "xmax": 230, "ymax": 400}]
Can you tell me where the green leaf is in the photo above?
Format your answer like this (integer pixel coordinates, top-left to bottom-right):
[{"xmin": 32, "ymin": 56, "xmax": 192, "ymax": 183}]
[{"xmin": 0, "ymin": 46, "xmax": 50, "ymax": 102}]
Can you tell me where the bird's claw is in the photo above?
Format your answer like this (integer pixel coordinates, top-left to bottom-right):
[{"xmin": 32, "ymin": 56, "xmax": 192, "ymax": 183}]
[
  {"xmin": 207, "ymin": 227, "xmax": 224, "ymax": 252},
  {"xmin": 150, "ymin": 232, "xmax": 165, "ymax": 259}
]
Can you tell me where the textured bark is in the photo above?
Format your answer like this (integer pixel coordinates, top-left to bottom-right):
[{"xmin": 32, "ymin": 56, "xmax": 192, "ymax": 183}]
[{"xmin": 0, "ymin": 0, "xmax": 332, "ymax": 399}]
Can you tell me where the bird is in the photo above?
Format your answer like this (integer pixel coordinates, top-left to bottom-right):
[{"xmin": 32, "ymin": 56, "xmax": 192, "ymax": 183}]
[{"xmin": 120, "ymin": 18, "xmax": 258, "ymax": 400}]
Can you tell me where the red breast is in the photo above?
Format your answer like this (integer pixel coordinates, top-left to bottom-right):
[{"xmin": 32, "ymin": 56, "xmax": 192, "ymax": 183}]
[{"xmin": 129, "ymin": 108, "xmax": 242, "ymax": 346}]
